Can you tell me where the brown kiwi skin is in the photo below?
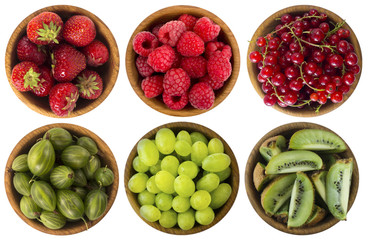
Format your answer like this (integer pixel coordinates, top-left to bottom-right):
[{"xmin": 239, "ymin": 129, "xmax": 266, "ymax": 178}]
[
  {"xmin": 253, "ymin": 162, "xmax": 276, "ymax": 192},
  {"xmin": 304, "ymin": 205, "xmax": 327, "ymax": 227}
]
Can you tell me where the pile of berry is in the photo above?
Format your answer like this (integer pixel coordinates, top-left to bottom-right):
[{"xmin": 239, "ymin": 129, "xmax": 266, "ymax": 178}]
[
  {"xmin": 249, "ymin": 9, "xmax": 360, "ymax": 112},
  {"xmin": 10, "ymin": 11, "xmax": 109, "ymax": 117},
  {"xmin": 133, "ymin": 14, "xmax": 233, "ymax": 110}
]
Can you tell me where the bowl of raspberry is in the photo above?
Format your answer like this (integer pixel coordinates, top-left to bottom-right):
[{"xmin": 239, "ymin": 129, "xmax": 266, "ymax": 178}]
[
  {"xmin": 5, "ymin": 5, "xmax": 120, "ymax": 118},
  {"xmin": 247, "ymin": 5, "xmax": 362, "ymax": 117},
  {"xmin": 126, "ymin": 5, "xmax": 240, "ymax": 117}
]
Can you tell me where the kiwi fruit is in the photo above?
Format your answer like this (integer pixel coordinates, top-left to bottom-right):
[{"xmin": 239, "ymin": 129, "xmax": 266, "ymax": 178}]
[
  {"xmin": 259, "ymin": 135, "xmax": 287, "ymax": 162},
  {"xmin": 287, "ymin": 172, "xmax": 315, "ymax": 228},
  {"xmin": 289, "ymin": 129, "xmax": 347, "ymax": 153},
  {"xmin": 304, "ymin": 205, "xmax": 327, "ymax": 227},
  {"xmin": 274, "ymin": 201, "xmax": 289, "ymax": 224},
  {"xmin": 326, "ymin": 158, "xmax": 353, "ymax": 220},
  {"xmin": 253, "ymin": 162, "xmax": 276, "ymax": 192},
  {"xmin": 261, "ymin": 173, "xmax": 296, "ymax": 216},
  {"xmin": 265, "ymin": 150, "xmax": 323, "ymax": 175},
  {"xmin": 311, "ymin": 171, "xmax": 327, "ymax": 203}
]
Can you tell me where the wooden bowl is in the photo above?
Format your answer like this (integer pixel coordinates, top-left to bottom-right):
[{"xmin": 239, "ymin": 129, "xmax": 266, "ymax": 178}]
[
  {"xmin": 124, "ymin": 121, "xmax": 239, "ymax": 234},
  {"xmin": 126, "ymin": 5, "xmax": 240, "ymax": 117},
  {"xmin": 245, "ymin": 122, "xmax": 359, "ymax": 235},
  {"xmin": 5, "ymin": 5, "xmax": 120, "ymax": 118},
  {"xmin": 247, "ymin": 5, "xmax": 362, "ymax": 117},
  {"xmin": 4, "ymin": 123, "xmax": 119, "ymax": 235}
]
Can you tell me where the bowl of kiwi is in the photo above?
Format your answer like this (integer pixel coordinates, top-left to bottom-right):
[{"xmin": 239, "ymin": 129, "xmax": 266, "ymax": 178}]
[{"xmin": 245, "ymin": 122, "xmax": 358, "ymax": 235}]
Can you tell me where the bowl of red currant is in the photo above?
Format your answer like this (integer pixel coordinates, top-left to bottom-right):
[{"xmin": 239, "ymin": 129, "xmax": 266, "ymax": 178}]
[{"xmin": 247, "ymin": 5, "xmax": 362, "ymax": 117}]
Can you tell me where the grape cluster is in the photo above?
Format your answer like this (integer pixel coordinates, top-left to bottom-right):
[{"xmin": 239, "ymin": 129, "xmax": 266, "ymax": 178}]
[{"xmin": 249, "ymin": 9, "xmax": 360, "ymax": 112}]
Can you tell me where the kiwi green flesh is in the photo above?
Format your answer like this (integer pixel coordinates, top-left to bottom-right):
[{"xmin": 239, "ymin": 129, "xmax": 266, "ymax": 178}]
[
  {"xmin": 287, "ymin": 172, "xmax": 315, "ymax": 228},
  {"xmin": 304, "ymin": 205, "xmax": 327, "ymax": 227},
  {"xmin": 311, "ymin": 171, "xmax": 327, "ymax": 203},
  {"xmin": 259, "ymin": 136, "xmax": 282, "ymax": 162},
  {"xmin": 289, "ymin": 129, "xmax": 347, "ymax": 153},
  {"xmin": 275, "ymin": 135, "xmax": 287, "ymax": 151},
  {"xmin": 253, "ymin": 162, "xmax": 277, "ymax": 192},
  {"xmin": 326, "ymin": 158, "xmax": 353, "ymax": 220}
]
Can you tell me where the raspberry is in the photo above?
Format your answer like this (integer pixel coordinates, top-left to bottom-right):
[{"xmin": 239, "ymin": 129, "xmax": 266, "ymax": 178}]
[
  {"xmin": 151, "ymin": 23, "xmax": 164, "ymax": 37},
  {"xmin": 193, "ymin": 17, "xmax": 220, "ymax": 42},
  {"xmin": 147, "ymin": 45, "xmax": 176, "ymax": 72},
  {"xmin": 180, "ymin": 56, "xmax": 207, "ymax": 78},
  {"xmin": 205, "ymin": 41, "xmax": 232, "ymax": 60},
  {"xmin": 162, "ymin": 91, "xmax": 189, "ymax": 110},
  {"xmin": 178, "ymin": 14, "xmax": 198, "ymax": 31},
  {"xmin": 141, "ymin": 75, "xmax": 164, "ymax": 98},
  {"xmin": 163, "ymin": 68, "xmax": 191, "ymax": 96},
  {"xmin": 199, "ymin": 74, "xmax": 224, "ymax": 90},
  {"xmin": 136, "ymin": 56, "xmax": 154, "ymax": 77},
  {"xmin": 171, "ymin": 49, "xmax": 182, "ymax": 68},
  {"xmin": 188, "ymin": 82, "xmax": 215, "ymax": 110},
  {"xmin": 207, "ymin": 52, "xmax": 232, "ymax": 82},
  {"xmin": 176, "ymin": 31, "xmax": 205, "ymax": 57},
  {"xmin": 133, "ymin": 31, "xmax": 159, "ymax": 57},
  {"xmin": 158, "ymin": 20, "xmax": 187, "ymax": 47}
]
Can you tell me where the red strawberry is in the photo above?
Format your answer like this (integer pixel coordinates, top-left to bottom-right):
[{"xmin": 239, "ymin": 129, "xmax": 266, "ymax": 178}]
[
  {"xmin": 75, "ymin": 69, "xmax": 103, "ymax": 99},
  {"xmin": 32, "ymin": 65, "xmax": 55, "ymax": 97},
  {"xmin": 49, "ymin": 82, "xmax": 79, "ymax": 117},
  {"xmin": 27, "ymin": 12, "xmax": 63, "ymax": 45},
  {"xmin": 11, "ymin": 61, "xmax": 41, "ymax": 92},
  {"xmin": 17, "ymin": 36, "xmax": 47, "ymax": 65},
  {"xmin": 62, "ymin": 15, "xmax": 96, "ymax": 47},
  {"xmin": 81, "ymin": 40, "xmax": 109, "ymax": 67},
  {"xmin": 52, "ymin": 43, "xmax": 86, "ymax": 82}
]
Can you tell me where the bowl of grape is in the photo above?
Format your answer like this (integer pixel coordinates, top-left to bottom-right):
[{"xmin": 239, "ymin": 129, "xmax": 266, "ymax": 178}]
[
  {"xmin": 125, "ymin": 121, "xmax": 239, "ymax": 234},
  {"xmin": 245, "ymin": 122, "xmax": 359, "ymax": 234},
  {"xmin": 247, "ymin": 5, "xmax": 362, "ymax": 117}
]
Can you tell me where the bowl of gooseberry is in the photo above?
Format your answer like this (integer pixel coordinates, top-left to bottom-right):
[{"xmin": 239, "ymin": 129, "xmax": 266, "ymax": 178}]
[
  {"xmin": 247, "ymin": 5, "xmax": 362, "ymax": 117},
  {"xmin": 124, "ymin": 121, "xmax": 239, "ymax": 234}
]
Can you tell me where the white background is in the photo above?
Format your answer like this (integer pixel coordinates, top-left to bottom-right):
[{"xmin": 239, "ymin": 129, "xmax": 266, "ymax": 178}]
[{"xmin": 0, "ymin": 0, "xmax": 366, "ymax": 239}]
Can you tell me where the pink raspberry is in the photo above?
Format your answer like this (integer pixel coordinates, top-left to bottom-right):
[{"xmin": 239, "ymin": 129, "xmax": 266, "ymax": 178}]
[
  {"xmin": 207, "ymin": 52, "xmax": 232, "ymax": 82},
  {"xmin": 151, "ymin": 23, "xmax": 164, "ymax": 37},
  {"xmin": 205, "ymin": 41, "xmax": 232, "ymax": 59},
  {"xmin": 163, "ymin": 68, "xmax": 191, "ymax": 96},
  {"xmin": 199, "ymin": 74, "xmax": 224, "ymax": 90},
  {"xmin": 178, "ymin": 14, "xmax": 198, "ymax": 31},
  {"xmin": 180, "ymin": 56, "xmax": 207, "ymax": 78},
  {"xmin": 133, "ymin": 31, "xmax": 159, "ymax": 57},
  {"xmin": 141, "ymin": 75, "xmax": 164, "ymax": 98},
  {"xmin": 158, "ymin": 20, "xmax": 187, "ymax": 47},
  {"xmin": 162, "ymin": 91, "xmax": 189, "ymax": 110},
  {"xmin": 177, "ymin": 31, "xmax": 205, "ymax": 57},
  {"xmin": 193, "ymin": 17, "xmax": 220, "ymax": 42},
  {"xmin": 136, "ymin": 56, "xmax": 154, "ymax": 77},
  {"xmin": 188, "ymin": 82, "xmax": 215, "ymax": 110},
  {"xmin": 147, "ymin": 44, "xmax": 176, "ymax": 72}
]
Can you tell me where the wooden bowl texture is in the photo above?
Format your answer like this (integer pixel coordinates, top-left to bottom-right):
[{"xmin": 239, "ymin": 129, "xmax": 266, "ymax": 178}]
[
  {"xmin": 245, "ymin": 122, "xmax": 359, "ymax": 235},
  {"xmin": 124, "ymin": 121, "xmax": 239, "ymax": 234},
  {"xmin": 5, "ymin": 5, "xmax": 120, "ymax": 118},
  {"xmin": 4, "ymin": 123, "xmax": 119, "ymax": 235},
  {"xmin": 126, "ymin": 5, "xmax": 240, "ymax": 117},
  {"xmin": 247, "ymin": 5, "xmax": 362, "ymax": 117}
]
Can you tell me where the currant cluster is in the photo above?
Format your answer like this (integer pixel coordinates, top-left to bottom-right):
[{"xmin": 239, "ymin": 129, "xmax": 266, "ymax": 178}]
[{"xmin": 249, "ymin": 9, "xmax": 360, "ymax": 112}]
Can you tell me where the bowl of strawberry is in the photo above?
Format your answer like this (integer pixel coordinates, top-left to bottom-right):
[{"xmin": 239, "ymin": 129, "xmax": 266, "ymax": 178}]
[
  {"xmin": 126, "ymin": 5, "xmax": 240, "ymax": 117},
  {"xmin": 5, "ymin": 5, "xmax": 119, "ymax": 118},
  {"xmin": 247, "ymin": 5, "xmax": 362, "ymax": 117}
]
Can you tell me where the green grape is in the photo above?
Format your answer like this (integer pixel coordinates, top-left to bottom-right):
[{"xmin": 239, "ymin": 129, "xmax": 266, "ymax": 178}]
[
  {"xmin": 190, "ymin": 131, "xmax": 208, "ymax": 145},
  {"xmin": 128, "ymin": 172, "xmax": 148, "ymax": 193},
  {"xmin": 195, "ymin": 207, "xmax": 215, "ymax": 225},
  {"xmin": 208, "ymin": 138, "xmax": 224, "ymax": 154},
  {"xmin": 146, "ymin": 176, "xmax": 161, "ymax": 194},
  {"xmin": 202, "ymin": 153, "xmax": 231, "ymax": 172},
  {"xmin": 159, "ymin": 209, "xmax": 177, "ymax": 228},
  {"xmin": 155, "ymin": 192, "xmax": 173, "ymax": 211},
  {"xmin": 155, "ymin": 170, "xmax": 175, "ymax": 194},
  {"xmin": 174, "ymin": 175, "xmax": 195, "ymax": 197},
  {"xmin": 196, "ymin": 173, "xmax": 220, "ymax": 192},
  {"xmin": 172, "ymin": 195, "xmax": 190, "ymax": 213},
  {"xmin": 137, "ymin": 139, "xmax": 159, "ymax": 167},
  {"xmin": 177, "ymin": 130, "xmax": 192, "ymax": 145},
  {"xmin": 178, "ymin": 161, "xmax": 199, "ymax": 179},
  {"xmin": 132, "ymin": 156, "xmax": 149, "ymax": 173},
  {"xmin": 208, "ymin": 167, "xmax": 231, "ymax": 182},
  {"xmin": 155, "ymin": 128, "xmax": 176, "ymax": 155},
  {"xmin": 177, "ymin": 208, "xmax": 195, "ymax": 230},
  {"xmin": 191, "ymin": 141, "xmax": 208, "ymax": 166},
  {"xmin": 149, "ymin": 159, "xmax": 161, "ymax": 175},
  {"xmin": 138, "ymin": 190, "xmax": 155, "ymax": 205},
  {"xmin": 190, "ymin": 190, "xmax": 211, "ymax": 210},
  {"xmin": 210, "ymin": 183, "xmax": 232, "ymax": 209},
  {"xmin": 175, "ymin": 140, "xmax": 192, "ymax": 157},
  {"xmin": 140, "ymin": 205, "xmax": 161, "ymax": 222},
  {"xmin": 161, "ymin": 155, "xmax": 179, "ymax": 177}
]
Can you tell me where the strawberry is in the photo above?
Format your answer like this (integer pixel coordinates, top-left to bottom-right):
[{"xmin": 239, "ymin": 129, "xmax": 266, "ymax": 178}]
[
  {"xmin": 52, "ymin": 43, "xmax": 86, "ymax": 82},
  {"xmin": 11, "ymin": 61, "xmax": 41, "ymax": 92},
  {"xmin": 26, "ymin": 11, "xmax": 63, "ymax": 45},
  {"xmin": 75, "ymin": 69, "xmax": 103, "ymax": 99},
  {"xmin": 32, "ymin": 65, "xmax": 55, "ymax": 97},
  {"xmin": 49, "ymin": 82, "xmax": 79, "ymax": 117},
  {"xmin": 81, "ymin": 40, "xmax": 109, "ymax": 67},
  {"xmin": 17, "ymin": 36, "xmax": 47, "ymax": 65},
  {"xmin": 62, "ymin": 15, "xmax": 96, "ymax": 47}
]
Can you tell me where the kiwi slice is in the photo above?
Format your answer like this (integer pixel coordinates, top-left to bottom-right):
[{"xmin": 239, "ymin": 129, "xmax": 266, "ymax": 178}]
[
  {"xmin": 304, "ymin": 205, "xmax": 327, "ymax": 227},
  {"xmin": 311, "ymin": 171, "xmax": 327, "ymax": 203},
  {"xmin": 265, "ymin": 150, "xmax": 323, "ymax": 175},
  {"xmin": 261, "ymin": 173, "xmax": 296, "ymax": 216},
  {"xmin": 259, "ymin": 135, "xmax": 287, "ymax": 162},
  {"xmin": 326, "ymin": 158, "xmax": 353, "ymax": 220},
  {"xmin": 287, "ymin": 172, "xmax": 315, "ymax": 228},
  {"xmin": 253, "ymin": 162, "xmax": 277, "ymax": 192},
  {"xmin": 289, "ymin": 129, "xmax": 347, "ymax": 153},
  {"xmin": 274, "ymin": 201, "xmax": 289, "ymax": 224}
]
